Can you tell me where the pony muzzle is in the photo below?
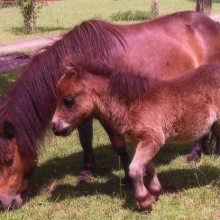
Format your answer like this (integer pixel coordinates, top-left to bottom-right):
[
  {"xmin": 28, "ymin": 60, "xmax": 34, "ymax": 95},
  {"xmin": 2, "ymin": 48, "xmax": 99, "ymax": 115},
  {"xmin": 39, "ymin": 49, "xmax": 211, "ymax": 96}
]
[
  {"xmin": 51, "ymin": 119, "xmax": 71, "ymax": 136},
  {"xmin": 0, "ymin": 194, "xmax": 23, "ymax": 210}
]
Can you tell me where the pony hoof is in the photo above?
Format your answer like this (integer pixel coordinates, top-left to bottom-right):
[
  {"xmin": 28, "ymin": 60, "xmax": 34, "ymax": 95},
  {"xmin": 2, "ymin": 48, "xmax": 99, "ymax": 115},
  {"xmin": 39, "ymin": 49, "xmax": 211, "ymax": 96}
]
[
  {"xmin": 76, "ymin": 170, "xmax": 93, "ymax": 184},
  {"xmin": 148, "ymin": 188, "xmax": 162, "ymax": 201},
  {"xmin": 138, "ymin": 194, "xmax": 155, "ymax": 211},
  {"xmin": 186, "ymin": 154, "xmax": 201, "ymax": 164},
  {"xmin": 152, "ymin": 194, "xmax": 160, "ymax": 202}
]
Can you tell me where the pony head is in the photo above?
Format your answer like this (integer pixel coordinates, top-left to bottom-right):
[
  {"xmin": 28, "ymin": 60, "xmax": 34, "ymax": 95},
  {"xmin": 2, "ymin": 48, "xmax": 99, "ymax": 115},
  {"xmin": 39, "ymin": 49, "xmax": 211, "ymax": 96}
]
[
  {"xmin": 51, "ymin": 66, "xmax": 95, "ymax": 136},
  {"xmin": 0, "ymin": 120, "xmax": 35, "ymax": 209}
]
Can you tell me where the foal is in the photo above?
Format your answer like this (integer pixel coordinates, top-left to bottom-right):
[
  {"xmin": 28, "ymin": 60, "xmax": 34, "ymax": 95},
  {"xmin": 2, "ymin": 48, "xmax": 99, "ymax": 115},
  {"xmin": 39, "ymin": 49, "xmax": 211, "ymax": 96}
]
[{"xmin": 52, "ymin": 61, "xmax": 220, "ymax": 210}]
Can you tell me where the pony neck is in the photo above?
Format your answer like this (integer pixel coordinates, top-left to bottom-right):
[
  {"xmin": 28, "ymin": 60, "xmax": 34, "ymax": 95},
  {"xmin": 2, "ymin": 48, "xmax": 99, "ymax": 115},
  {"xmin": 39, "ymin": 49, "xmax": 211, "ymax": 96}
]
[{"xmin": 83, "ymin": 74, "xmax": 130, "ymax": 133}]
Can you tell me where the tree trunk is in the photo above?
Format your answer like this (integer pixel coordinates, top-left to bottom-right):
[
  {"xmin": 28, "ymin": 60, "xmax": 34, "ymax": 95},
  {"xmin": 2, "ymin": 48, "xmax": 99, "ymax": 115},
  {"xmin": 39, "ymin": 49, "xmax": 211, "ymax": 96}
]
[
  {"xmin": 151, "ymin": 0, "xmax": 159, "ymax": 17},
  {"xmin": 196, "ymin": 0, "xmax": 212, "ymax": 15},
  {"xmin": 23, "ymin": 0, "xmax": 36, "ymax": 34}
]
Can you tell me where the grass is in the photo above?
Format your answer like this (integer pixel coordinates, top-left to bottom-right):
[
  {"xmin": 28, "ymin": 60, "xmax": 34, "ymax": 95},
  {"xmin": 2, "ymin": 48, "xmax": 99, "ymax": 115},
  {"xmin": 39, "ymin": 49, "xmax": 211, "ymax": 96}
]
[
  {"xmin": 0, "ymin": 0, "xmax": 220, "ymax": 218},
  {"xmin": 0, "ymin": 0, "xmax": 220, "ymax": 46},
  {"xmin": 110, "ymin": 10, "xmax": 154, "ymax": 21},
  {"xmin": 0, "ymin": 69, "xmax": 219, "ymax": 219}
]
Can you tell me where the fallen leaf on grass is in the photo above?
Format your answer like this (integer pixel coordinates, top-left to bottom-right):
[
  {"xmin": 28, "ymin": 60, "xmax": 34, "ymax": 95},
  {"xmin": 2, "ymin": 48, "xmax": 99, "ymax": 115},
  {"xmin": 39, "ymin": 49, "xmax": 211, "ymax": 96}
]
[
  {"xmin": 170, "ymin": 193, "xmax": 177, "ymax": 198},
  {"xmin": 48, "ymin": 181, "xmax": 57, "ymax": 192},
  {"xmin": 205, "ymin": 181, "xmax": 214, "ymax": 189},
  {"xmin": 184, "ymin": 198, "xmax": 196, "ymax": 206},
  {"xmin": 212, "ymin": 212, "xmax": 220, "ymax": 220}
]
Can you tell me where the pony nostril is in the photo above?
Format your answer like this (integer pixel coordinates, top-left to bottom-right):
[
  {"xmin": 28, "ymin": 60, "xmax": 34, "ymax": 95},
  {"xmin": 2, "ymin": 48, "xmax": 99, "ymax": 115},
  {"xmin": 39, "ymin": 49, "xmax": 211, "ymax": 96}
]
[
  {"xmin": 51, "ymin": 120, "xmax": 71, "ymax": 136},
  {"xmin": 51, "ymin": 122, "xmax": 58, "ymax": 134},
  {"xmin": 10, "ymin": 199, "xmax": 16, "ymax": 208},
  {"xmin": 51, "ymin": 122, "xmax": 55, "ymax": 131}
]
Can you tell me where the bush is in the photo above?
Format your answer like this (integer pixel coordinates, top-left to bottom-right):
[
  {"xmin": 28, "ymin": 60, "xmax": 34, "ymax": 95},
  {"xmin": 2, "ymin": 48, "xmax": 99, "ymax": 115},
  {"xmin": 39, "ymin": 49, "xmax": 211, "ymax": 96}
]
[
  {"xmin": 110, "ymin": 10, "xmax": 154, "ymax": 21},
  {"xmin": 0, "ymin": 1, "xmax": 15, "ymax": 8}
]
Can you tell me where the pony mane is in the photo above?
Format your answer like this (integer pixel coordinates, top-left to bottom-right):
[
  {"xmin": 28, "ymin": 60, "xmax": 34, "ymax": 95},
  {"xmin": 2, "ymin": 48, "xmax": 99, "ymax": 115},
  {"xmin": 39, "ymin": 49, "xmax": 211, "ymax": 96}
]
[
  {"xmin": 109, "ymin": 71, "xmax": 152, "ymax": 104},
  {"xmin": 60, "ymin": 19, "xmax": 126, "ymax": 60},
  {"xmin": 0, "ymin": 19, "xmax": 126, "ymax": 160},
  {"xmin": 63, "ymin": 57, "xmax": 153, "ymax": 104}
]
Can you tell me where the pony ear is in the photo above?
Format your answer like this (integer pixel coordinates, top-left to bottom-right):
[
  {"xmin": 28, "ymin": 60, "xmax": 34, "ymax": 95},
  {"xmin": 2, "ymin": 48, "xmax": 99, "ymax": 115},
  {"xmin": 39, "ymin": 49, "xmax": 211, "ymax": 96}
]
[
  {"xmin": 70, "ymin": 63, "xmax": 84, "ymax": 74},
  {"xmin": 3, "ymin": 120, "xmax": 15, "ymax": 139},
  {"xmin": 62, "ymin": 56, "xmax": 85, "ymax": 75},
  {"xmin": 67, "ymin": 65, "xmax": 85, "ymax": 79},
  {"xmin": 65, "ymin": 62, "xmax": 74, "ymax": 72}
]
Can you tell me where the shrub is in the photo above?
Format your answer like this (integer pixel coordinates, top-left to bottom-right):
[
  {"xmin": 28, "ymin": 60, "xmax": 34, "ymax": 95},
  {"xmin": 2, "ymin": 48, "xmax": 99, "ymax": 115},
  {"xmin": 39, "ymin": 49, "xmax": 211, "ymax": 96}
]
[
  {"xmin": 110, "ymin": 10, "xmax": 154, "ymax": 21},
  {"xmin": 0, "ymin": 0, "xmax": 15, "ymax": 8}
]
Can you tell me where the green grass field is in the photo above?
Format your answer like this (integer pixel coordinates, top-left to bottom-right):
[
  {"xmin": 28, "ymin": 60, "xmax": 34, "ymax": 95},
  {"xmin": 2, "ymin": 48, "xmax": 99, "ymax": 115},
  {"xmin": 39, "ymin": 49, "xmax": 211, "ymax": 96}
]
[
  {"xmin": 0, "ymin": 68, "xmax": 219, "ymax": 219},
  {"xmin": 0, "ymin": 0, "xmax": 220, "ymax": 219},
  {"xmin": 0, "ymin": 0, "xmax": 220, "ymax": 46}
]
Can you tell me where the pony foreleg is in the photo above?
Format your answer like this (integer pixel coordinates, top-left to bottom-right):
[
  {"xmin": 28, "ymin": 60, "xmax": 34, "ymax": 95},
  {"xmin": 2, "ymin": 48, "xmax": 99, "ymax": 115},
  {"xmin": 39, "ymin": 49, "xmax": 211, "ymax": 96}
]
[
  {"xmin": 108, "ymin": 134, "xmax": 132, "ymax": 187},
  {"xmin": 77, "ymin": 117, "xmax": 95, "ymax": 183},
  {"xmin": 129, "ymin": 141, "xmax": 160, "ymax": 211},
  {"xmin": 100, "ymin": 121, "xmax": 132, "ymax": 187},
  {"xmin": 146, "ymin": 161, "xmax": 162, "ymax": 201}
]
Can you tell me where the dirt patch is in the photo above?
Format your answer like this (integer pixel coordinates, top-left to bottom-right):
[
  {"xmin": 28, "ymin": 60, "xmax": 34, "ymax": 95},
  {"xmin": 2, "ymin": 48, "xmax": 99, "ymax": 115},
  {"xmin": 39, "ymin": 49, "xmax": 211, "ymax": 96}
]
[
  {"xmin": 0, "ymin": 52, "xmax": 30, "ymax": 72},
  {"xmin": 0, "ymin": 36, "xmax": 60, "ymax": 73},
  {"xmin": 0, "ymin": 36, "xmax": 60, "ymax": 54}
]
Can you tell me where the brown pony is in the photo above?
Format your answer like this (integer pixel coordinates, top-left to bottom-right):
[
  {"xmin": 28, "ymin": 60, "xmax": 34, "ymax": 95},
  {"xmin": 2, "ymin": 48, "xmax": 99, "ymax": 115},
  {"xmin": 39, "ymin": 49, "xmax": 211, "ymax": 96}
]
[
  {"xmin": 0, "ymin": 11, "xmax": 220, "ymax": 209},
  {"xmin": 52, "ymin": 61, "xmax": 220, "ymax": 211}
]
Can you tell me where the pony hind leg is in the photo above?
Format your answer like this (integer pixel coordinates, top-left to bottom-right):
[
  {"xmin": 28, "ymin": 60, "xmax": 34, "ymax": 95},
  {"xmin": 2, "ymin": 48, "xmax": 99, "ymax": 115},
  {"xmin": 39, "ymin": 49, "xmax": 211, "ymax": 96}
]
[
  {"xmin": 212, "ymin": 122, "xmax": 220, "ymax": 155},
  {"xmin": 77, "ymin": 117, "xmax": 95, "ymax": 183},
  {"xmin": 187, "ymin": 136, "xmax": 209, "ymax": 163},
  {"xmin": 216, "ymin": 139, "xmax": 220, "ymax": 155},
  {"xmin": 129, "ymin": 140, "xmax": 161, "ymax": 211},
  {"xmin": 100, "ymin": 121, "xmax": 132, "ymax": 187}
]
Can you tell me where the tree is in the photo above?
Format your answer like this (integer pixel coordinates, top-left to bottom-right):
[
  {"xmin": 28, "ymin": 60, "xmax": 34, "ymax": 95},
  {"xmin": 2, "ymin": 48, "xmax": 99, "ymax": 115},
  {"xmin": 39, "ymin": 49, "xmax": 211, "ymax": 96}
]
[
  {"xmin": 151, "ymin": 0, "xmax": 159, "ymax": 17},
  {"xmin": 16, "ymin": 0, "xmax": 43, "ymax": 34},
  {"xmin": 196, "ymin": 0, "xmax": 212, "ymax": 15}
]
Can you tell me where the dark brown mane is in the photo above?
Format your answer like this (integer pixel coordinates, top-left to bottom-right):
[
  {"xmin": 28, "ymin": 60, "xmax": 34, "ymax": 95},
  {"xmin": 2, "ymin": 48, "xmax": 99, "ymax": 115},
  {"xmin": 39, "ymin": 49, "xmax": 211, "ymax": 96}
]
[
  {"xmin": 109, "ymin": 71, "xmax": 152, "ymax": 104},
  {"xmin": 63, "ymin": 19, "xmax": 126, "ymax": 59},
  {"xmin": 0, "ymin": 19, "xmax": 126, "ymax": 160},
  {"xmin": 63, "ymin": 57, "xmax": 153, "ymax": 104}
]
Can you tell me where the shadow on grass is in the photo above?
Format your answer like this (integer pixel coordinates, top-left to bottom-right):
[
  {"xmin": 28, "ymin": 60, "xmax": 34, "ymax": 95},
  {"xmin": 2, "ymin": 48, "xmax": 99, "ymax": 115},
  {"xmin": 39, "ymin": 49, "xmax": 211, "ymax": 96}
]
[
  {"xmin": 33, "ymin": 144, "xmax": 123, "ymax": 190},
  {"xmin": 31, "ymin": 143, "xmax": 219, "ymax": 211},
  {"xmin": 155, "ymin": 142, "xmax": 193, "ymax": 165},
  {"xmin": 47, "ymin": 163, "xmax": 220, "ymax": 211},
  {"xmin": 7, "ymin": 26, "xmax": 69, "ymax": 35},
  {"xmin": 33, "ymin": 142, "xmax": 191, "ymax": 191}
]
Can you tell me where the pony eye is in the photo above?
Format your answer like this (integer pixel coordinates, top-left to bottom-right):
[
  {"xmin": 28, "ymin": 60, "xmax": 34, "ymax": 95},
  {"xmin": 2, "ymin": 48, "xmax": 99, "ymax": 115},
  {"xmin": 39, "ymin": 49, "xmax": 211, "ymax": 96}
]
[
  {"xmin": 63, "ymin": 97, "xmax": 75, "ymax": 108},
  {"xmin": 4, "ymin": 158, "xmax": 13, "ymax": 167}
]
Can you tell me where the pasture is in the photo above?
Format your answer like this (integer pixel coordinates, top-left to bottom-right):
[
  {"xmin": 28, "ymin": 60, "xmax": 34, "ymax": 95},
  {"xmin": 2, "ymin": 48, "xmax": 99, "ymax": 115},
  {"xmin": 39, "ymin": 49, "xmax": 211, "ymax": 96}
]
[
  {"xmin": 0, "ymin": 69, "xmax": 219, "ymax": 219},
  {"xmin": 0, "ymin": 0, "xmax": 220, "ymax": 46}
]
